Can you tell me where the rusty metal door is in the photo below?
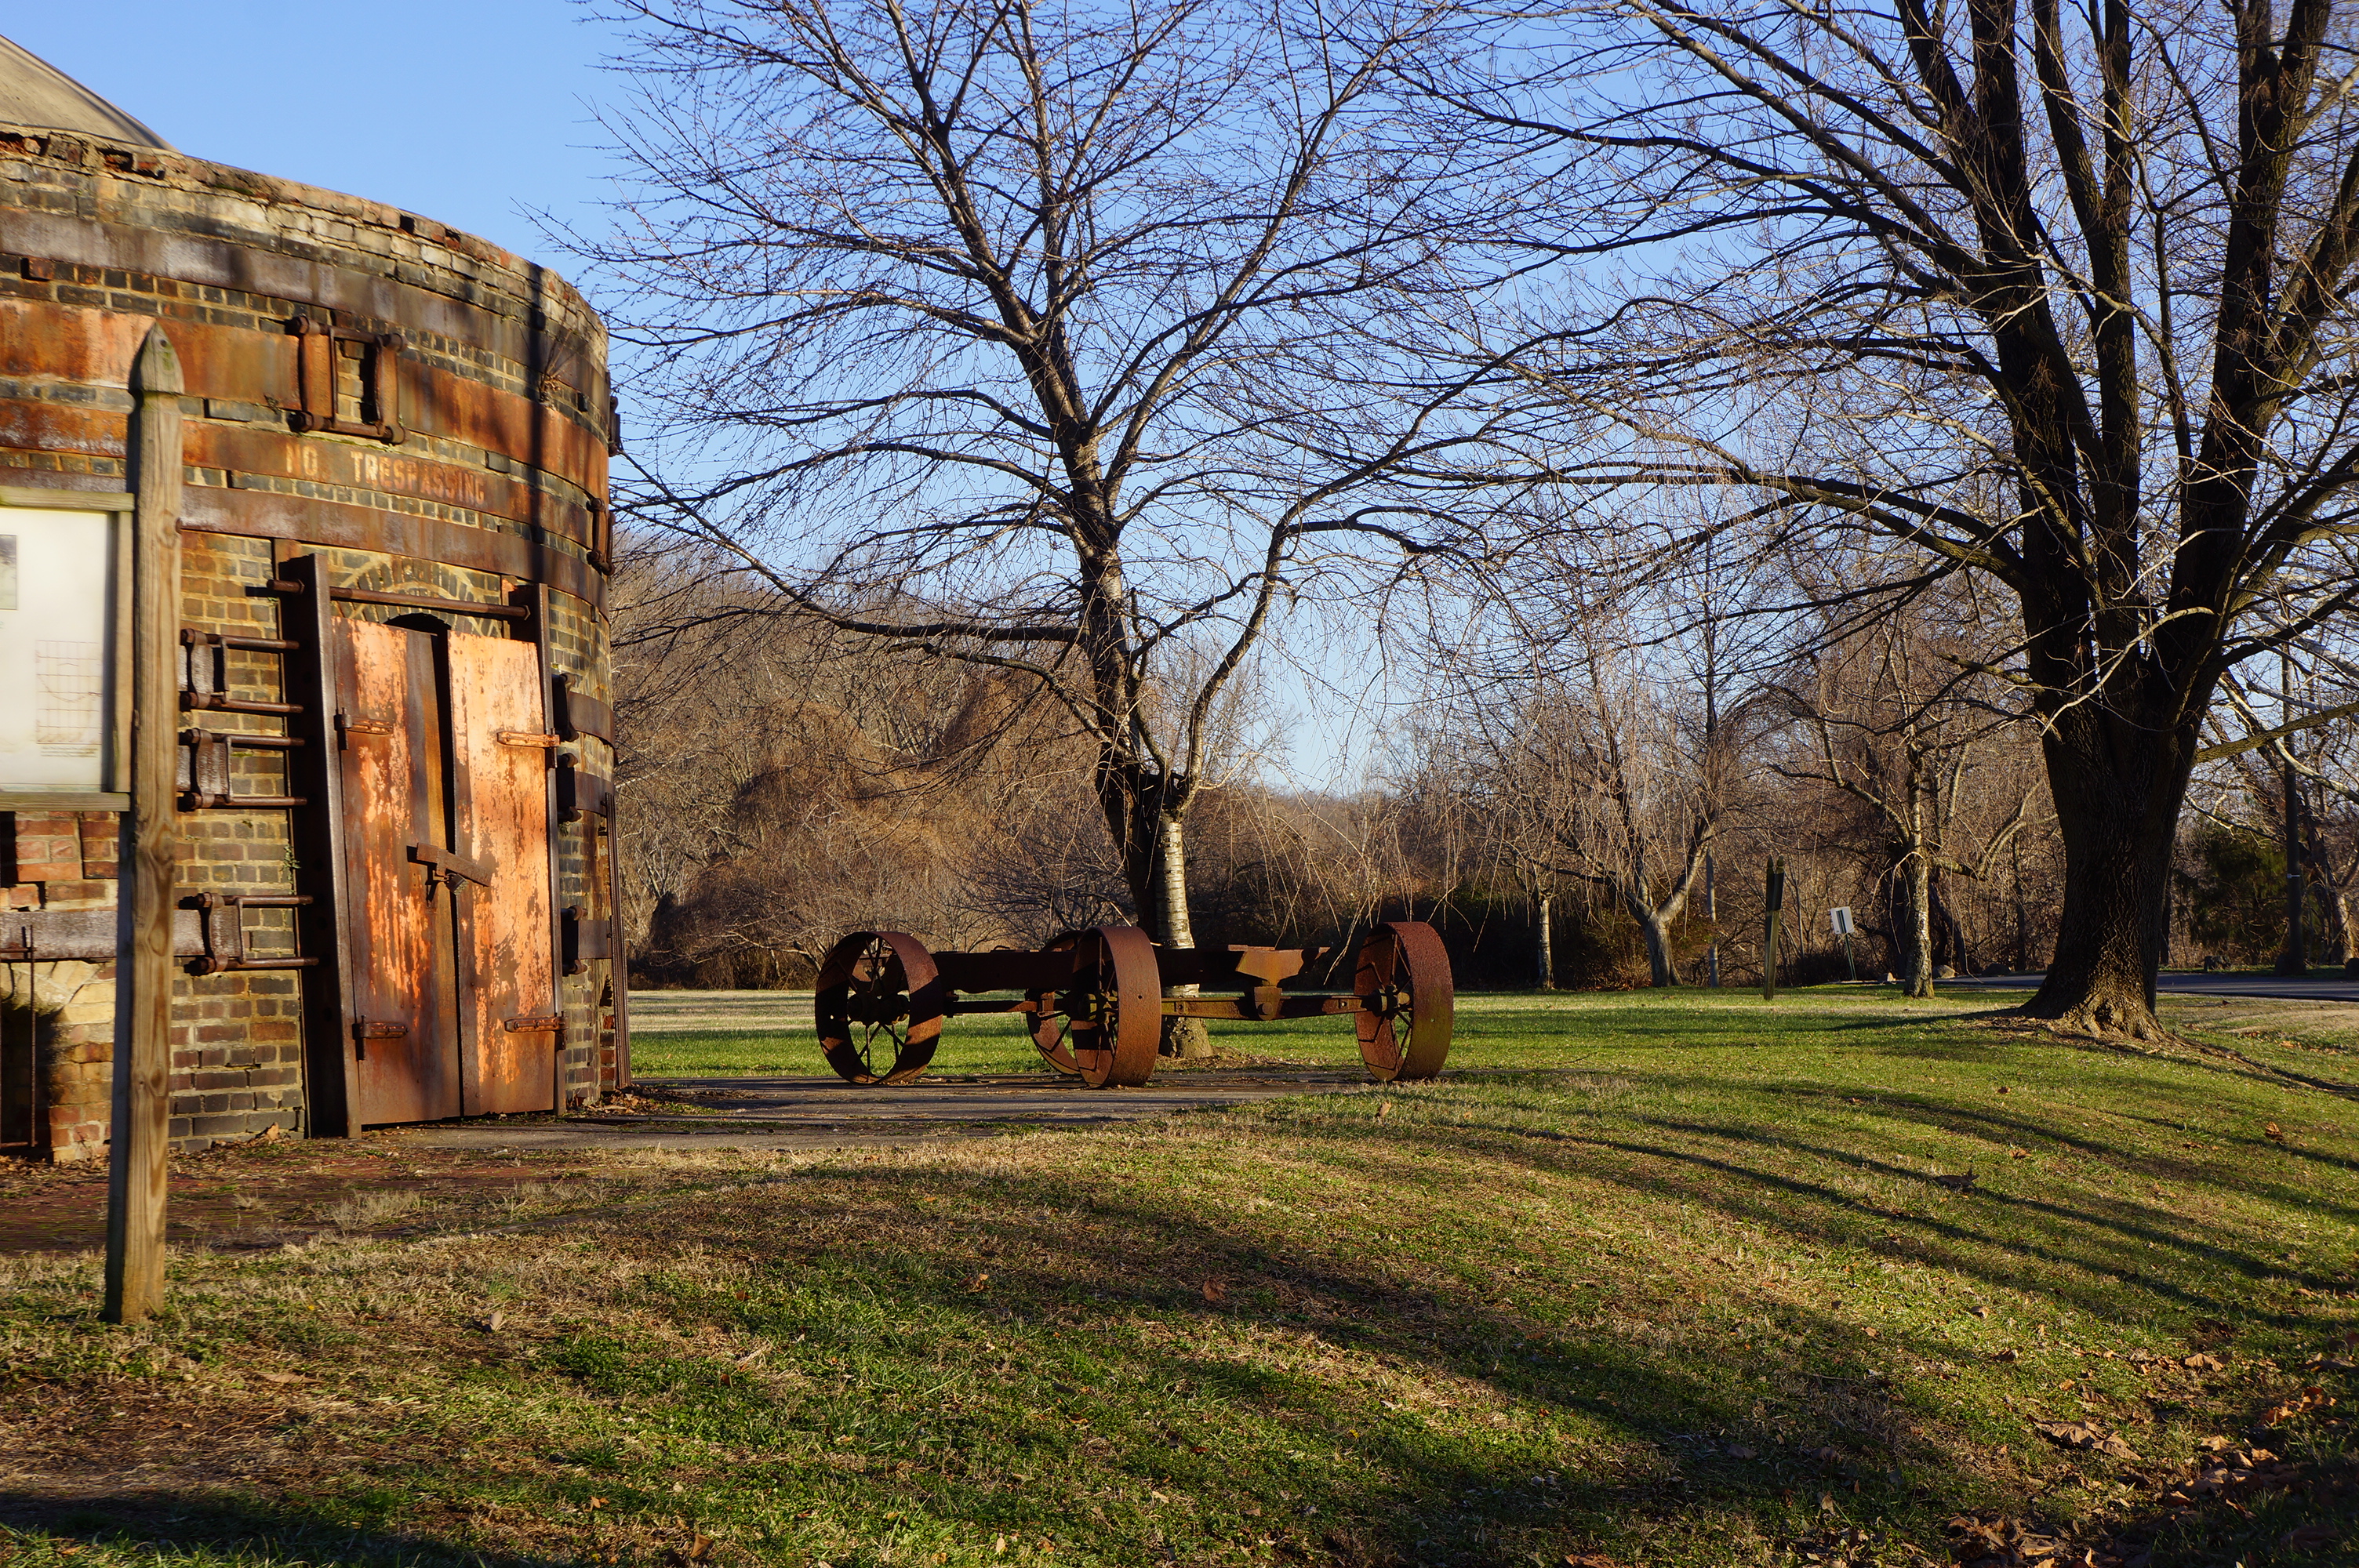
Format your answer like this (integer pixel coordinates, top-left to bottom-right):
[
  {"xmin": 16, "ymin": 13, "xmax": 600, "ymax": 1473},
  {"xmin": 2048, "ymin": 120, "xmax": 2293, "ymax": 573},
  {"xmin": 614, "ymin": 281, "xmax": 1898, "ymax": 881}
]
[
  {"xmin": 333, "ymin": 619, "xmax": 463, "ymax": 1125},
  {"xmin": 447, "ymin": 633, "xmax": 558, "ymax": 1115}
]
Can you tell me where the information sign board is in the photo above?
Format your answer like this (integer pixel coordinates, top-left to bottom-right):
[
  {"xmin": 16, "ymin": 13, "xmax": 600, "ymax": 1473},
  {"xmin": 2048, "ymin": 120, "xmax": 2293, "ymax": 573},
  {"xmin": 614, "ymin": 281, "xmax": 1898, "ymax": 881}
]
[{"xmin": 0, "ymin": 492, "xmax": 130, "ymax": 807}]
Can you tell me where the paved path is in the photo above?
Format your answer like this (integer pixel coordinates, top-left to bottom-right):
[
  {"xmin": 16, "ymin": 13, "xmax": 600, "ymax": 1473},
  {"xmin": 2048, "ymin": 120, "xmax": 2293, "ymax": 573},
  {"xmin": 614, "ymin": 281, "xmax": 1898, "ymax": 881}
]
[
  {"xmin": 1937, "ymin": 972, "xmax": 2359, "ymax": 1003},
  {"xmin": 400, "ymin": 1068, "xmax": 1370, "ymax": 1152}
]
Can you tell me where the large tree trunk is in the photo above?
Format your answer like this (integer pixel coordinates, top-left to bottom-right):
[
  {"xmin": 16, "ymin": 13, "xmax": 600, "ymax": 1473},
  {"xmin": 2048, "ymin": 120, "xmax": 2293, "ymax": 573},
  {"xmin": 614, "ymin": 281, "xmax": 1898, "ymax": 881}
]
[
  {"xmin": 1536, "ymin": 895, "xmax": 1555, "ymax": 989},
  {"xmin": 1090, "ymin": 757, "xmax": 1211, "ymax": 1058},
  {"xmin": 1635, "ymin": 908, "xmax": 1679, "ymax": 987},
  {"xmin": 1899, "ymin": 854, "xmax": 1935, "ymax": 999},
  {"xmin": 2023, "ymin": 717, "xmax": 2194, "ymax": 1038},
  {"xmin": 2324, "ymin": 884, "xmax": 2354, "ymax": 967},
  {"xmin": 1152, "ymin": 811, "xmax": 1212, "ymax": 1058}
]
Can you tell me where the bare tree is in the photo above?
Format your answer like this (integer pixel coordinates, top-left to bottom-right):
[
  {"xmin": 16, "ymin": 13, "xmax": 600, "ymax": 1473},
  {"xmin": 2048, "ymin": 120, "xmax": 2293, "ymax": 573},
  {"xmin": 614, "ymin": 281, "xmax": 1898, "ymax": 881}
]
[
  {"xmin": 579, "ymin": 0, "xmax": 1530, "ymax": 1044},
  {"xmin": 1423, "ymin": 0, "xmax": 2359, "ymax": 1036},
  {"xmin": 1445, "ymin": 619, "xmax": 1746, "ymax": 987},
  {"xmin": 1770, "ymin": 591, "xmax": 2041, "ymax": 997}
]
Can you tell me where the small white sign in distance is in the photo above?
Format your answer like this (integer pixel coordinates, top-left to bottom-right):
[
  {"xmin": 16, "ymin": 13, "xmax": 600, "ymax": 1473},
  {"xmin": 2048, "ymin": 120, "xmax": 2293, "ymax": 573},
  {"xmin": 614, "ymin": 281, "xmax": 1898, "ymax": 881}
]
[{"xmin": 1830, "ymin": 906, "xmax": 1855, "ymax": 935}]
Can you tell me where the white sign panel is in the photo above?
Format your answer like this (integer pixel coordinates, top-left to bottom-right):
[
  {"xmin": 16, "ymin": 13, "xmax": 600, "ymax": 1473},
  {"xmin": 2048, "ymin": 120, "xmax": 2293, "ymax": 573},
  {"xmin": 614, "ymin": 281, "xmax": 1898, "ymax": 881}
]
[
  {"xmin": 0, "ymin": 505, "xmax": 118, "ymax": 793},
  {"xmin": 1829, "ymin": 906, "xmax": 1855, "ymax": 935}
]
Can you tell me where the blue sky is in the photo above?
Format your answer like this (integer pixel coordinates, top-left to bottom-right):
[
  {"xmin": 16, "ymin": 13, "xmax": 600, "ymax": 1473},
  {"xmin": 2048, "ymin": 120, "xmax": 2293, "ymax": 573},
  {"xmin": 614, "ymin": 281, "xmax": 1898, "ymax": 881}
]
[
  {"xmin": 7, "ymin": 5, "xmax": 1393, "ymax": 787},
  {"xmin": 7, "ymin": 3, "xmax": 629, "ymax": 270}
]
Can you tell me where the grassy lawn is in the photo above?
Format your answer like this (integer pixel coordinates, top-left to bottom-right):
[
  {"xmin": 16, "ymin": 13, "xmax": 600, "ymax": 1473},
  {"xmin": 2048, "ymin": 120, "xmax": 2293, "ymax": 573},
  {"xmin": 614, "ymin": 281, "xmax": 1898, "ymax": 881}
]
[{"xmin": 4, "ymin": 989, "xmax": 2358, "ymax": 1567}]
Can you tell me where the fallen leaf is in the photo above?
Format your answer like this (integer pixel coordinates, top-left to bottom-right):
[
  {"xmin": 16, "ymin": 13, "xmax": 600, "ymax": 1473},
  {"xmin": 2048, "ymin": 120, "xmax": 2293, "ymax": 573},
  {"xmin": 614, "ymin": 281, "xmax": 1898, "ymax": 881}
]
[
  {"xmin": 256, "ymin": 1371, "xmax": 307, "ymax": 1385},
  {"xmin": 2284, "ymin": 1523, "xmax": 2339, "ymax": 1551},
  {"xmin": 995, "ymin": 1537, "xmax": 1006, "ymax": 1555},
  {"xmin": 965, "ymin": 1273, "xmax": 990, "ymax": 1291},
  {"xmin": 2266, "ymin": 1122, "xmax": 2287, "ymax": 1142},
  {"xmin": 1201, "ymin": 1279, "xmax": 1226, "ymax": 1304},
  {"xmin": 2030, "ymin": 1420, "xmax": 2138, "ymax": 1460},
  {"xmin": 2183, "ymin": 1352, "xmax": 2224, "ymax": 1371},
  {"xmin": 2009, "ymin": 1148, "xmax": 2028, "ymax": 1159},
  {"xmin": 1992, "ymin": 1348, "xmax": 2018, "ymax": 1363},
  {"xmin": 1377, "ymin": 1100, "xmax": 1391, "ymax": 1120},
  {"xmin": 1972, "ymin": 1305, "xmax": 1990, "ymax": 1319},
  {"xmin": 1932, "ymin": 1171, "xmax": 1978, "ymax": 1192},
  {"xmin": 587, "ymin": 1497, "xmax": 608, "ymax": 1509},
  {"xmin": 2199, "ymin": 1435, "xmax": 2234, "ymax": 1451},
  {"xmin": 681, "ymin": 1534, "xmax": 717, "ymax": 1564},
  {"xmin": 1997, "ymin": 1086, "xmax": 2009, "ymax": 1094}
]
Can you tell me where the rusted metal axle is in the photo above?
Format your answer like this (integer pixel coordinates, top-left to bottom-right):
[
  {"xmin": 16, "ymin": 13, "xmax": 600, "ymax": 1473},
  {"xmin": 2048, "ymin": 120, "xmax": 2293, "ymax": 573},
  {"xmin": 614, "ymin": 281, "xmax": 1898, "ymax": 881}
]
[{"xmin": 814, "ymin": 923, "xmax": 1454, "ymax": 1088}]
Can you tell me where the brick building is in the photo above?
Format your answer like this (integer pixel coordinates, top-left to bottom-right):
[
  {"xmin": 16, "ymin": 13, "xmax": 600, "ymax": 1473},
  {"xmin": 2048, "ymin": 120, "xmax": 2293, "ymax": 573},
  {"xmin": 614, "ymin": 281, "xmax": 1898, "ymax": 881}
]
[{"xmin": 0, "ymin": 38, "xmax": 626, "ymax": 1162}]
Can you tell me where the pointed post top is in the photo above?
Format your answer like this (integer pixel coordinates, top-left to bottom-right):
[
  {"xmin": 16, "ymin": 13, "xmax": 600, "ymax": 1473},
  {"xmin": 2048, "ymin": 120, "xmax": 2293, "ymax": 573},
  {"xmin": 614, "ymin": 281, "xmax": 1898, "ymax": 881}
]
[{"xmin": 132, "ymin": 324, "xmax": 182, "ymax": 397}]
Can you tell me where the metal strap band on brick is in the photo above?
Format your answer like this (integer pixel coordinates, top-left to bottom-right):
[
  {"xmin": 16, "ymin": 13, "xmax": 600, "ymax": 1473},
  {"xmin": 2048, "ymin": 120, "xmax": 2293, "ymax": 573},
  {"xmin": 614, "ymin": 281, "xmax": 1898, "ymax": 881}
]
[
  {"xmin": 554, "ymin": 675, "xmax": 613, "ymax": 743},
  {"xmin": 557, "ymin": 757, "xmax": 612, "ymax": 819},
  {"xmin": 177, "ymin": 487, "xmax": 605, "ymax": 609},
  {"xmin": 261, "ymin": 583, "xmax": 533, "ymax": 621}
]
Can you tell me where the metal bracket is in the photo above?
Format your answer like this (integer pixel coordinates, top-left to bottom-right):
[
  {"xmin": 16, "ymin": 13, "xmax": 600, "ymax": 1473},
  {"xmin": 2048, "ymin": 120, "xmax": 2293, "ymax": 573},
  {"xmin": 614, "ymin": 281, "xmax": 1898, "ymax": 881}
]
[
  {"xmin": 351, "ymin": 1018, "xmax": 407, "ymax": 1059},
  {"xmin": 180, "ymin": 628, "xmax": 304, "ymax": 717},
  {"xmin": 556, "ymin": 755, "xmax": 612, "ymax": 822},
  {"xmin": 179, "ymin": 728, "xmax": 307, "ymax": 809},
  {"xmin": 288, "ymin": 316, "xmax": 404, "ymax": 443},
  {"xmin": 188, "ymin": 892, "xmax": 318, "ymax": 975},
  {"xmin": 409, "ymin": 842, "xmax": 494, "ymax": 889},
  {"xmin": 562, "ymin": 906, "xmax": 612, "ymax": 975}
]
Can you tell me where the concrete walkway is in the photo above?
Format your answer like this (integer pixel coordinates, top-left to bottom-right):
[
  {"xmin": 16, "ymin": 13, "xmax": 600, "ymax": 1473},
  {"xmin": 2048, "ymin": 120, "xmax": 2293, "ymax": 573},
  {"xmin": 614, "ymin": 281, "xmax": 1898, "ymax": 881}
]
[{"xmin": 398, "ymin": 1068, "xmax": 1370, "ymax": 1152}]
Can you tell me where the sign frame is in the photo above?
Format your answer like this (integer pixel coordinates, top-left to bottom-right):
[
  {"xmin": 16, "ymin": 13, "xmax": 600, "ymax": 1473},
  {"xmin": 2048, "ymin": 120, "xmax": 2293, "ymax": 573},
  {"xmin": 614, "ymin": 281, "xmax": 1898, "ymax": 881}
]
[{"xmin": 0, "ymin": 485, "xmax": 135, "ymax": 811}]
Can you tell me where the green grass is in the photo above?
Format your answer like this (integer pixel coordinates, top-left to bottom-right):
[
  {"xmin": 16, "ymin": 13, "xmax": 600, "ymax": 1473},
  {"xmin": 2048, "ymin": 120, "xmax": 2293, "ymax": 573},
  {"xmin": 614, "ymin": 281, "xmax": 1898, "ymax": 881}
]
[{"xmin": 4, "ymin": 989, "xmax": 2357, "ymax": 1567}]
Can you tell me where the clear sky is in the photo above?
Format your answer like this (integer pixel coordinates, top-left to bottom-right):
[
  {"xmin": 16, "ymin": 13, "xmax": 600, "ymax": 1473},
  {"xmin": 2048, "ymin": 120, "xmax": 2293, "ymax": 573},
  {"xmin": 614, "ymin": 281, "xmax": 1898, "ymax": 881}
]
[{"xmin": 5, "ymin": 4, "xmax": 628, "ymax": 270}]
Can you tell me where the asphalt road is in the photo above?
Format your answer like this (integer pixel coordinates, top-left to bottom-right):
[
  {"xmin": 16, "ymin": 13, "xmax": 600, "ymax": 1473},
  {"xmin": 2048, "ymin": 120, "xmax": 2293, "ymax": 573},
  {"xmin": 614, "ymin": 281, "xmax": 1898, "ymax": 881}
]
[{"xmin": 1938, "ymin": 971, "xmax": 2359, "ymax": 1003}]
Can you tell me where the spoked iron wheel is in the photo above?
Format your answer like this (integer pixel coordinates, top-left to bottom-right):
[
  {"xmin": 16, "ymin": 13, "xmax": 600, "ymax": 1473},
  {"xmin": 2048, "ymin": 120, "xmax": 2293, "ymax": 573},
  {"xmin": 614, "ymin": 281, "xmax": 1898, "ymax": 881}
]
[
  {"xmin": 1027, "ymin": 926, "xmax": 1161, "ymax": 1087},
  {"xmin": 1354, "ymin": 920, "xmax": 1453, "ymax": 1082},
  {"xmin": 814, "ymin": 931, "xmax": 943, "ymax": 1084}
]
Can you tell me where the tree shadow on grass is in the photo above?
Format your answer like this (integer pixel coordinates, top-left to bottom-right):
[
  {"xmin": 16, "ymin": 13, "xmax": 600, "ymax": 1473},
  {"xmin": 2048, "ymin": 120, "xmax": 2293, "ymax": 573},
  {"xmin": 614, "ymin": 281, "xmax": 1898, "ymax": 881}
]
[
  {"xmin": 1284, "ymin": 1081, "xmax": 2354, "ymax": 1322},
  {"xmin": 0, "ymin": 1491, "xmax": 564, "ymax": 1567},
  {"xmin": 527, "ymin": 1138, "xmax": 2172, "ymax": 1567}
]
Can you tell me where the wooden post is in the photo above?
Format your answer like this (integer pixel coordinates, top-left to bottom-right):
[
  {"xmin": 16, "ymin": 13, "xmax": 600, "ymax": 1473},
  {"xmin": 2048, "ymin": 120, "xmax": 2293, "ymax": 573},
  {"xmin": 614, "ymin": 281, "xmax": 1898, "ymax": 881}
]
[
  {"xmin": 105, "ymin": 326, "xmax": 182, "ymax": 1325},
  {"xmin": 1761, "ymin": 857, "xmax": 1787, "ymax": 1001}
]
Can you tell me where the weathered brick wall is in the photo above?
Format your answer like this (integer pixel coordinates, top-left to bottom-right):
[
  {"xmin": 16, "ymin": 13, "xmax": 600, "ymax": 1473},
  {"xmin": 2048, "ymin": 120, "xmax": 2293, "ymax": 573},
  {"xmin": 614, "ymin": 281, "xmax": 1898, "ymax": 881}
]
[
  {"xmin": 173, "ymin": 531, "xmax": 305, "ymax": 1149},
  {"xmin": 547, "ymin": 591, "xmax": 613, "ymax": 1105},
  {"xmin": 0, "ymin": 120, "xmax": 616, "ymax": 1160},
  {"xmin": 0, "ymin": 811, "xmax": 120, "ymax": 1163}
]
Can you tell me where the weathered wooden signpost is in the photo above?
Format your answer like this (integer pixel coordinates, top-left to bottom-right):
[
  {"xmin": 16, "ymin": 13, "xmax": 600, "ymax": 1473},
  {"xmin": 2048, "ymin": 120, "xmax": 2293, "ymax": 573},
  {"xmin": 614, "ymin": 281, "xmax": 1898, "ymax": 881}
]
[
  {"xmin": 1761, "ymin": 858, "xmax": 1787, "ymax": 1001},
  {"xmin": 104, "ymin": 327, "xmax": 182, "ymax": 1325}
]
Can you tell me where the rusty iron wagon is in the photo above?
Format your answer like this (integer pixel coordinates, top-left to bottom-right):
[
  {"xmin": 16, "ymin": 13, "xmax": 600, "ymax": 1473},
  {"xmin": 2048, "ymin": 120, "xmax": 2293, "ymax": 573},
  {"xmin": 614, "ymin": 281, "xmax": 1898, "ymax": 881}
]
[{"xmin": 811, "ymin": 922, "xmax": 1454, "ymax": 1087}]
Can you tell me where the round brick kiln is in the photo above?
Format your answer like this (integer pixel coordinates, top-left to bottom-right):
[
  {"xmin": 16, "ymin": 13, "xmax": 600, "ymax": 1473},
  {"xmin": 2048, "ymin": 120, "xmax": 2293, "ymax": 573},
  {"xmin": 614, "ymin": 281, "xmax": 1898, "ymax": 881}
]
[{"xmin": 0, "ymin": 41, "xmax": 623, "ymax": 1159}]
